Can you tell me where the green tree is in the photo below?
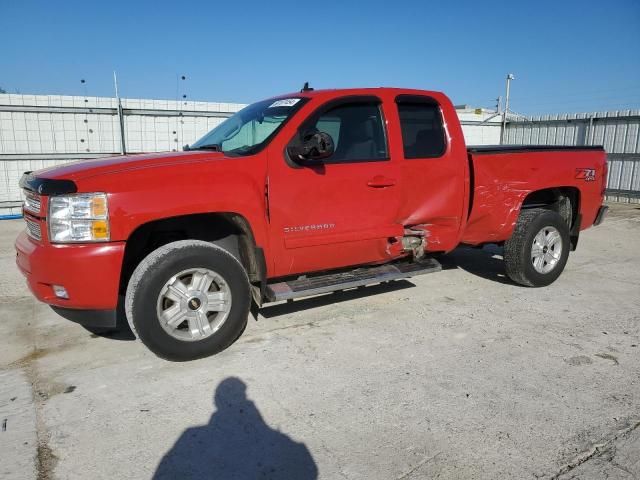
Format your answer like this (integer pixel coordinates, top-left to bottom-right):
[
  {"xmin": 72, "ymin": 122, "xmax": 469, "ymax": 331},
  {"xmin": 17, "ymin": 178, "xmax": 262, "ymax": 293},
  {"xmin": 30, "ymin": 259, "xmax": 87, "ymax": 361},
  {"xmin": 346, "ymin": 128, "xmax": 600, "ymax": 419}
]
[{"xmin": 0, "ymin": 86, "xmax": 6, "ymax": 94}]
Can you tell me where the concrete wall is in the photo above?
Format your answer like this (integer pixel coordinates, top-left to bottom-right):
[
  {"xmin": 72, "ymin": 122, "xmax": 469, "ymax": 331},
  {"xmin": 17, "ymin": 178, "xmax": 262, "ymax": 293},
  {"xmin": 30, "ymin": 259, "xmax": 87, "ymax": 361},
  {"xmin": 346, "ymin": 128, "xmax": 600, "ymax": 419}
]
[
  {"xmin": 0, "ymin": 94, "xmax": 244, "ymax": 214},
  {"xmin": 456, "ymin": 107, "xmax": 502, "ymax": 145},
  {"xmin": 6, "ymin": 94, "xmax": 637, "ymax": 214},
  {"xmin": 0, "ymin": 94, "xmax": 244, "ymax": 154}
]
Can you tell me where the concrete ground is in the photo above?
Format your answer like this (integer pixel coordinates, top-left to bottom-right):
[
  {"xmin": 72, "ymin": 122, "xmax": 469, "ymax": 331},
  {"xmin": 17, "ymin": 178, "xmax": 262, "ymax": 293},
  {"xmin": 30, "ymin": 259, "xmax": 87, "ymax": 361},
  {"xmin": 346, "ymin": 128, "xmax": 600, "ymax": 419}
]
[{"xmin": 1, "ymin": 203, "xmax": 639, "ymax": 480}]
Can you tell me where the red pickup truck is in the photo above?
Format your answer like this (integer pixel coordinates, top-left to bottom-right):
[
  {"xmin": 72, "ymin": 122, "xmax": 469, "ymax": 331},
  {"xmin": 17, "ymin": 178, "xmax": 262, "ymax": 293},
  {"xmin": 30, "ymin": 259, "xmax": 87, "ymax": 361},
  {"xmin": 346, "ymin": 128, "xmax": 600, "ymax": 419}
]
[{"xmin": 16, "ymin": 87, "xmax": 608, "ymax": 360}]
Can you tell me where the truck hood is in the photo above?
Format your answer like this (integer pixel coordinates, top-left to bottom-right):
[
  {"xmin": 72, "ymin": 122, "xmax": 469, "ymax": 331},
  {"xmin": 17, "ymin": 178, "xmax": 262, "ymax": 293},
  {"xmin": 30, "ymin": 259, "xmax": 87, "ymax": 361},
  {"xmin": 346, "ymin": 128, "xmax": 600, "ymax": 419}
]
[{"xmin": 34, "ymin": 151, "xmax": 227, "ymax": 181}]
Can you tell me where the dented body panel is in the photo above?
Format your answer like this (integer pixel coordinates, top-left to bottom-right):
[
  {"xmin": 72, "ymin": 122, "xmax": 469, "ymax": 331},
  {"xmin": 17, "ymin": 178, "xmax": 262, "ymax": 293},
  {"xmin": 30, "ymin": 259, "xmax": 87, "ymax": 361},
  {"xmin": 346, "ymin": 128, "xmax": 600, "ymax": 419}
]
[{"xmin": 462, "ymin": 148, "xmax": 606, "ymax": 245}]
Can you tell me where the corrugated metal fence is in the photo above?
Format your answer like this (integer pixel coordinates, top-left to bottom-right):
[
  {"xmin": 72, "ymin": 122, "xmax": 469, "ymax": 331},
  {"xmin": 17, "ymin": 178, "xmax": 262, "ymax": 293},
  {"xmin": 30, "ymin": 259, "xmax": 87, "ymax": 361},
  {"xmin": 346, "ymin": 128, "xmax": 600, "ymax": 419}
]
[
  {"xmin": 504, "ymin": 110, "xmax": 640, "ymax": 203},
  {"xmin": 2, "ymin": 95, "xmax": 639, "ymax": 215},
  {"xmin": 0, "ymin": 94, "xmax": 244, "ymax": 215}
]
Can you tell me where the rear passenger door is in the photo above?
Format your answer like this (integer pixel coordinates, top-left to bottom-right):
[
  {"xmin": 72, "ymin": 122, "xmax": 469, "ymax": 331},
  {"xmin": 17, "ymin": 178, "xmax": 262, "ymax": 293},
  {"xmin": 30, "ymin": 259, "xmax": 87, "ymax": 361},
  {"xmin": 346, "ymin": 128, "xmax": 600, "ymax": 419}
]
[
  {"xmin": 268, "ymin": 96, "xmax": 403, "ymax": 276},
  {"xmin": 394, "ymin": 95, "xmax": 466, "ymax": 251}
]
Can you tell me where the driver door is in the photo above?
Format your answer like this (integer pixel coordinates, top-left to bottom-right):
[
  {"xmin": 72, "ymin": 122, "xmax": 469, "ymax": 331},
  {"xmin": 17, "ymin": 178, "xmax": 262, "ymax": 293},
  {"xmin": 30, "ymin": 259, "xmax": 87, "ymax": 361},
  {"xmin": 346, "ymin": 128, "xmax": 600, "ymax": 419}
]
[{"xmin": 267, "ymin": 96, "xmax": 402, "ymax": 277}]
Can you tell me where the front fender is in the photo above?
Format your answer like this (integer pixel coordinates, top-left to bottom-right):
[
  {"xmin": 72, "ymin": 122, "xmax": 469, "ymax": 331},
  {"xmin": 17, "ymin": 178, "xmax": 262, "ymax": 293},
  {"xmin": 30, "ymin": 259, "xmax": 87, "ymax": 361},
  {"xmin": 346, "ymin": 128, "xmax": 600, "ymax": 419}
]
[{"xmin": 77, "ymin": 158, "xmax": 269, "ymax": 248}]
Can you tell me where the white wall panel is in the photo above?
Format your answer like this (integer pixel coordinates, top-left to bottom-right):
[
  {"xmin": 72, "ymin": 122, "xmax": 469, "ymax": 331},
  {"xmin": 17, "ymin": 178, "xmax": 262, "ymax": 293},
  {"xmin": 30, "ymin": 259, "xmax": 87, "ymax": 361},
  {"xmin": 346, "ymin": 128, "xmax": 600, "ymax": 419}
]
[
  {"xmin": 2, "ymin": 94, "xmax": 639, "ymax": 214},
  {"xmin": 505, "ymin": 111, "xmax": 640, "ymax": 203},
  {"xmin": 0, "ymin": 93, "xmax": 245, "ymax": 214}
]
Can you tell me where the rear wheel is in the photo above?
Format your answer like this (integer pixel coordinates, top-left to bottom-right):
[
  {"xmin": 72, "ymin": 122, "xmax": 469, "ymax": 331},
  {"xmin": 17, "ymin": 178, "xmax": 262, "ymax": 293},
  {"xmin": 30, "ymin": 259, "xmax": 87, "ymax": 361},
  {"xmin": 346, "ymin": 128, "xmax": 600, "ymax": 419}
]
[
  {"xmin": 125, "ymin": 240, "xmax": 250, "ymax": 361},
  {"xmin": 504, "ymin": 208, "xmax": 570, "ymax": 287}
]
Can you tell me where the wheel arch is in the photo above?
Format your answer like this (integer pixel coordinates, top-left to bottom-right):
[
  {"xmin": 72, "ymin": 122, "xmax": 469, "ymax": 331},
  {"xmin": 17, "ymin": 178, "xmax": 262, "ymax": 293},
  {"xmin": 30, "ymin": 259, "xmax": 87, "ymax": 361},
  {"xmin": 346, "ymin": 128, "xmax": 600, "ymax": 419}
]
[
  {"xmin": 504, "ymin": 207, "xmax": 571, "ymax": 287},
  {"xmin": 520, "ymin": 186, "xmax": 581, "ymax": 249},
  {"xmin": 119, "ymin": 212, "xmax": 266, "ymax": 300}
]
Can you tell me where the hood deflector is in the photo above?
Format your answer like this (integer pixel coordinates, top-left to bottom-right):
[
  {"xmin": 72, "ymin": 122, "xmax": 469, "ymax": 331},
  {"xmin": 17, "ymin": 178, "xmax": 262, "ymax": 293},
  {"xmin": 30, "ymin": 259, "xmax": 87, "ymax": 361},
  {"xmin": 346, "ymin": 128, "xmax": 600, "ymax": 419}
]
[{"xmin": 19, "ymin": 172, "xmax": 78, "ymax": 195}]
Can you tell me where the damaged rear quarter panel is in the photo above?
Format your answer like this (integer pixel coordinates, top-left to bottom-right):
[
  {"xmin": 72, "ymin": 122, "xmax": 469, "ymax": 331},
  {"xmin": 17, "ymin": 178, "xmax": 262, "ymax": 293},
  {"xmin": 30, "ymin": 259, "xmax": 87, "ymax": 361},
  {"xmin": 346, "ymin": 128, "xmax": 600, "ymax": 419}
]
[{"xmin": 461, "ymin": 150, "xmax": 606, "ymax": 245}]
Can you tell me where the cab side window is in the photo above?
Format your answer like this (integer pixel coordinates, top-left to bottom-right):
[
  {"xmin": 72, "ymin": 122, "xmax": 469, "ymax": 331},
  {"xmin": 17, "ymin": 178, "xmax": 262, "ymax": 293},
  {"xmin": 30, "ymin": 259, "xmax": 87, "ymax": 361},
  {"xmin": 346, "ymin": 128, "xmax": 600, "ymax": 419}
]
[
  {"xmin": 312, "ymin": 102, "xmax": 388, "ymax": 163},
  {"xmin": 396, "ymin": 97, "xmax": 446, "ymax": 158}
]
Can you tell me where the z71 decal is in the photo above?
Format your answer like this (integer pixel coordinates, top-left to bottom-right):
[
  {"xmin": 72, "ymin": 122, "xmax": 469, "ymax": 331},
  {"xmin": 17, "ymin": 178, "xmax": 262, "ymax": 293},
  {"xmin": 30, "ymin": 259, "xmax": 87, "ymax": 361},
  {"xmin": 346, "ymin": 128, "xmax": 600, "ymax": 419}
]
[{"xmin": 575, "ymin": 168, "xmax": 596, "ymax": 182}]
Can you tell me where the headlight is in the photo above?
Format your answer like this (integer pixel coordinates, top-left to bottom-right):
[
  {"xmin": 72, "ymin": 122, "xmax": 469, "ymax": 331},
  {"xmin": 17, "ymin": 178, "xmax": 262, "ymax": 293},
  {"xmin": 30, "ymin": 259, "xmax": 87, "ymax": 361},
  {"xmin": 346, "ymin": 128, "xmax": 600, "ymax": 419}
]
[{"xmin": 48, "ymin": 193, "xmax": 110, "ymax": 243}]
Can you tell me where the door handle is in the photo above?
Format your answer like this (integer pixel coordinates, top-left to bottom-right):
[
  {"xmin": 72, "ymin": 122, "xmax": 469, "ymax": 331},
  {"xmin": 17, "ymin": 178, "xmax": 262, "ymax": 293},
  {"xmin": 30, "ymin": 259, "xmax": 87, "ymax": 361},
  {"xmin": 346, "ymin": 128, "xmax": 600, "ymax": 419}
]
[{"xmin": 367, "ymin": 175, "xmax": 396, "ymax": 188}]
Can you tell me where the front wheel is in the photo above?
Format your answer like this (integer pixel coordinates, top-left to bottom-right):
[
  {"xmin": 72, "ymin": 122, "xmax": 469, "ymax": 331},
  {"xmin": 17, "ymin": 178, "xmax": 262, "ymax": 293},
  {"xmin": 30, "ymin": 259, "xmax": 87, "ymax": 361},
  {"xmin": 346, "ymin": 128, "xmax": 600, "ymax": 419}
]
[
  {"xmin": 504, "ymin": 208, "xmax": 570, "ymax": 287},
  {"xmin": 125, "ymin": 240, "xmax": 250, "ymax": 361}
]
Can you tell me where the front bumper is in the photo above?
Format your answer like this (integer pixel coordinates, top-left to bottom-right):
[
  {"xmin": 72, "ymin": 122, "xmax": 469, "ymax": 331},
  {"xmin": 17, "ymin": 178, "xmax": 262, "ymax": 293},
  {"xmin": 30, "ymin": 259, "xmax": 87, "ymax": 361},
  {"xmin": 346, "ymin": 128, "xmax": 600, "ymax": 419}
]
[
  {"xmin": 15, "ymin": 230, "xmax": 125, "ymax": 311},
  {"xmin": 50, "ymin": 306, "xmax": 118, "ymax": 329},
  {"xmin": 593, "ymin": 205, "xmax": 609, "ymax": 226}
]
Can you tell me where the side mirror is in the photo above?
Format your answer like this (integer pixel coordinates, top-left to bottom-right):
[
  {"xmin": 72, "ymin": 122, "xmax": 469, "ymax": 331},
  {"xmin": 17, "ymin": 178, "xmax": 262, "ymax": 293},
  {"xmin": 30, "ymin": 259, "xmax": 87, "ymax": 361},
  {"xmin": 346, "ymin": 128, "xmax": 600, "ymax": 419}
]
[{"xmin": 288, "ymin": 130, "xmax": 335, "ymax": 163}]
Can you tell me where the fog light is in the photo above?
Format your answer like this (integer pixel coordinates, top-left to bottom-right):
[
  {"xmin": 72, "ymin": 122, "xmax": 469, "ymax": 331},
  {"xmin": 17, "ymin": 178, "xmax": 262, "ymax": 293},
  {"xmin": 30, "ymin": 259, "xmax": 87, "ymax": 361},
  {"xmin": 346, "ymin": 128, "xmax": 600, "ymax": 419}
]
[{"xmin": 52, "ymin": 285, "xmax": 69, "ymax": 299}]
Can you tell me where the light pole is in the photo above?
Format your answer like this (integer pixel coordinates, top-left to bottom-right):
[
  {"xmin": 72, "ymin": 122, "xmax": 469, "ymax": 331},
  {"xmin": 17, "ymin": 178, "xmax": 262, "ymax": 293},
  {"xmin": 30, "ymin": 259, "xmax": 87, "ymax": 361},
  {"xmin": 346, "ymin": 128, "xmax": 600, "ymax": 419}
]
[
  {"xmin": 500, "ymin": 73, "xmax": 515, "ymax": 144},
  {"xmin": 113, "ymin": 72, "xmax": 126, "ymax": 155}
]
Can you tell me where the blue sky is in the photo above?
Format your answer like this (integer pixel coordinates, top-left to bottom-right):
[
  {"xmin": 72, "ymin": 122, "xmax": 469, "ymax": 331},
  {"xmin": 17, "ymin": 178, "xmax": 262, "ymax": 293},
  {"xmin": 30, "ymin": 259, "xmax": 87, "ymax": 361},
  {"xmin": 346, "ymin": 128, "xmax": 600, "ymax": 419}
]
[{"xmin": 1, "ymin": 0, "xmax": 639, "ymax": 115}]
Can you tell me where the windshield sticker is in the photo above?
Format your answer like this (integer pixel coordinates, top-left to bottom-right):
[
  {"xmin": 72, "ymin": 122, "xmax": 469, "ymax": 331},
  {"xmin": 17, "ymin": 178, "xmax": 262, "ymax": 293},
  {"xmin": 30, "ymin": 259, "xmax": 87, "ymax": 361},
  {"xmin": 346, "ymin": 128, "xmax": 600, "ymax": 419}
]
[{"xmin": 268, "ymin": 98, "xmax": 300, "ymax": 108}]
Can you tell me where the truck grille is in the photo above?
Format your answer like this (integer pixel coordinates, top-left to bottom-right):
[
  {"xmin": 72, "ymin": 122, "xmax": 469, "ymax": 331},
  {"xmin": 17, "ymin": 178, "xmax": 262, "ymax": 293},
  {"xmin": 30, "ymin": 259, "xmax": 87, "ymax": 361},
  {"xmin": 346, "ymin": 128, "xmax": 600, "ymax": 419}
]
[
  {"xmin": 25, "ymin": 216, "xmax": 42, "ymax": 241},
  {"xmin": 23, "ymin": 191, "xmax": 42, "ymax": 216}
]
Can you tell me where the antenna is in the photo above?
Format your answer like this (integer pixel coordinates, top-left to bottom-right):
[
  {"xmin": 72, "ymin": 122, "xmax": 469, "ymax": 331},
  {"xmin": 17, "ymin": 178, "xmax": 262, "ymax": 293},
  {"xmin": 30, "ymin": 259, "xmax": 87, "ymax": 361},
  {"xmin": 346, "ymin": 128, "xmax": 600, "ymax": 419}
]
[{"xmin": 300, "ymin": 82, "xmax": 314, "ymax": 92}]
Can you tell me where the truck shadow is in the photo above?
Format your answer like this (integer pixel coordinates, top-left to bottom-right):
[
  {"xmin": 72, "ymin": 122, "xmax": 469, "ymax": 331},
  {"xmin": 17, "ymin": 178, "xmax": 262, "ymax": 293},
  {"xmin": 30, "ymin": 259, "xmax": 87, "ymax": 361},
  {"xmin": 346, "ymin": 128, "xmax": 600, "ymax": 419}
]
[
  {"xmin": 80, "ymin": 297, "xmax": 136, "ymax": 341},
  {"xmin": 261, "ymin": 246, "xmax": 516, "ymax": 317},
  {"xmin": 439, "ymin": 245, "xmax": 515, "ymax": 286},
  {"xmin": 153, "ymin": 377, "xmax": 318, "ymax": 480},
  {"xmin": 259, "ymin": 280, "xmax": 415, "ymax": 318},
  {"xmin": 92, "ymin": 247, "xmax": 514, "ymax": 338}
]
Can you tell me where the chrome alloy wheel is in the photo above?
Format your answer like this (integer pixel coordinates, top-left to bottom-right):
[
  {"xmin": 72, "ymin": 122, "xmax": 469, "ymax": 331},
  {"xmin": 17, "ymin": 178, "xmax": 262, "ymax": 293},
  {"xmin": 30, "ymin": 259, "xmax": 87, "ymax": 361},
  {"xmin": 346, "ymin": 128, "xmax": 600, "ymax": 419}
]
[
  {"xmin": 156, "ymin": 268, "xmax": 232, "ymax": 342},
  {"xmin": 531, "ymin": 226, "xmax": 563, "ymax": 274}
]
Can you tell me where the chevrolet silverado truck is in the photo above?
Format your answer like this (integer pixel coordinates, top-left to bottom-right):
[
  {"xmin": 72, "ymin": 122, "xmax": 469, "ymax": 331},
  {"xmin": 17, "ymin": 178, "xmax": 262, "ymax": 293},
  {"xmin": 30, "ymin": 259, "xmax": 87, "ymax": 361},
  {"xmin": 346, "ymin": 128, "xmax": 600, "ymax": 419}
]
[{"xmin": 15, "ymin": 87, "xmax": 608, "ymax": 361}]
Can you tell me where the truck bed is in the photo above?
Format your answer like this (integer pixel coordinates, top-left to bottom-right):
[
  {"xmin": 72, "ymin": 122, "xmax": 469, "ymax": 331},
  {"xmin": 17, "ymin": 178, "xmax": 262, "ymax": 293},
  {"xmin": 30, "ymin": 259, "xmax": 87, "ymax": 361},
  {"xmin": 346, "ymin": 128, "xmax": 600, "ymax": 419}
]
[
  {"xmin": 461, "ymin": 145, "xmax": 607, "ymax": 245},
  {"xmin": 467, "ymin": 145, "xmax": 605, "ymax": 154}
]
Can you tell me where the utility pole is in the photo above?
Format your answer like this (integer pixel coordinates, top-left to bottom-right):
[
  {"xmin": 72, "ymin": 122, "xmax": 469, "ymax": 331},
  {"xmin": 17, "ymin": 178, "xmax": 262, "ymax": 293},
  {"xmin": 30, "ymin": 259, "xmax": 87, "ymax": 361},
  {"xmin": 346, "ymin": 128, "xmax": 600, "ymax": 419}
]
[
  {"xmin": 114, "ymin": 71, "xmax": 126, "ymax": 155},
  {"xmin": 500, "ymin": 73, "xmax": 515, "ymax": 145}
]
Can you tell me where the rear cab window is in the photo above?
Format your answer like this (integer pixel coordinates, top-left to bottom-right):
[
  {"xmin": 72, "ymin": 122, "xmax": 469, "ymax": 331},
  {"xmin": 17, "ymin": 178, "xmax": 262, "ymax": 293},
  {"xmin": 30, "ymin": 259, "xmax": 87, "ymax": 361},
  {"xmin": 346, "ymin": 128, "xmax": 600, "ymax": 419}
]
[{"xmin": 396, "ymin": 95, "xmax": 447, "ymax": 159}]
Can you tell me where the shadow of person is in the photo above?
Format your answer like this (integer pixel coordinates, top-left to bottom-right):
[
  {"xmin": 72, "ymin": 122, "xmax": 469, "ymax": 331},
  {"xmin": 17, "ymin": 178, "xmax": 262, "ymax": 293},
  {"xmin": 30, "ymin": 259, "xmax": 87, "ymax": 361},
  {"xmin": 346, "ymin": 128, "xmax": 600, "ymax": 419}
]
[{"xmin": 153, "ymin": 377, "xmax": 318, "ymax": 480}]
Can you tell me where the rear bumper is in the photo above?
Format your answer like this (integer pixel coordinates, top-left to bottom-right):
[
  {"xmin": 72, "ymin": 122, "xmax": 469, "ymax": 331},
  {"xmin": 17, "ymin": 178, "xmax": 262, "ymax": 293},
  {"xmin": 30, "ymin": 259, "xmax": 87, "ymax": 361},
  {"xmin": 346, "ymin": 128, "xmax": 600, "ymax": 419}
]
[
  {"xmin": 15, "ymin": 230, "xmax": 125, "ymax": 310},
  {"xmin": 593, "ymin": 205, "xmax": 609, "ymax": 226}
]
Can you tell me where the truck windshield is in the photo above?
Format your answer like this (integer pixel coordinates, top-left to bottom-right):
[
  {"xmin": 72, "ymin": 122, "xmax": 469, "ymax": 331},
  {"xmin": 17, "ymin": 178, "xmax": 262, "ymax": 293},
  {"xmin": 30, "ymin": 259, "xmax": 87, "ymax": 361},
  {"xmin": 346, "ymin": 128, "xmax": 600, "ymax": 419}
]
[{"xmin": 189, "ymin": 97, "xmax": 308, "ymax": 156}]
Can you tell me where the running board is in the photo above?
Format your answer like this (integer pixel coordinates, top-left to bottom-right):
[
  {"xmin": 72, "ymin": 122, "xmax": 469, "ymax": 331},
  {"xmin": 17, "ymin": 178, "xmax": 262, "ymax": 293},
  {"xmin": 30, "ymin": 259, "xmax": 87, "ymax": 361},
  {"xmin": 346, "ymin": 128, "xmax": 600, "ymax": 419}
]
[{"xmin": 265, "ymin": 258, "xmax": 441, "ymax": 302}]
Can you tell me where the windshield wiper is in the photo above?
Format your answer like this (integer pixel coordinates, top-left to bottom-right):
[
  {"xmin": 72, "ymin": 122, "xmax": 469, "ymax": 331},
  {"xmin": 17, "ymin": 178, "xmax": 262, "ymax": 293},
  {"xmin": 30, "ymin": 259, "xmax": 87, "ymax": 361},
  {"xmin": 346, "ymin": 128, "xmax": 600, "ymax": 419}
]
[
  {"xmin": 184, "ymin": 143, "xmax": 221, "ymax": 152},
  {"xmin": 228, "ymin": 145, "xmax": 252, "ymax": 153},
  {"xmin": 226, "ymin": 145, "xmax": 260, "ymax": 156}
]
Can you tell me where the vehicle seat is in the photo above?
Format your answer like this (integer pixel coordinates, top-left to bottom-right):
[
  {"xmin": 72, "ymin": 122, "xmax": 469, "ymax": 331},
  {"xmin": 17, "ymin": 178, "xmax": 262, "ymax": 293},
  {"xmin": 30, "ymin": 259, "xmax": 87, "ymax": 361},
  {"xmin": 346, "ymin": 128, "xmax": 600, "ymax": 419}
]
[
  {"xmin": 407, "ymin": 129, "xmax": 442, "ymax": 157},
  {"xmin": 335, "ymin": 117, "xmax": 376, "ymax": 160}
]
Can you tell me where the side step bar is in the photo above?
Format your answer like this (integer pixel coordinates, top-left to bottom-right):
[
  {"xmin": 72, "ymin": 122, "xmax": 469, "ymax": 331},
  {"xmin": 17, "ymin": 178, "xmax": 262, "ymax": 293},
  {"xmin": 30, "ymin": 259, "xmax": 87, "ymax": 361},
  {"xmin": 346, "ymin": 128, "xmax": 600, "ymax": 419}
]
[{"xmin": 265, "ymin": 257, "xmax": 441, "ymax": 302}]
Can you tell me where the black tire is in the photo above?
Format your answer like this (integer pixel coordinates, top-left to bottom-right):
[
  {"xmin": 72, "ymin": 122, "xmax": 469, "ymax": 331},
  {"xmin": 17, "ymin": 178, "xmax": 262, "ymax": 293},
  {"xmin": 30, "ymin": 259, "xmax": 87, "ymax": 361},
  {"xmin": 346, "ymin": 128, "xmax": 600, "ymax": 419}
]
[
  {"xmin": 125, "ymin": 240, "xmax": 250, "ymax": 361},
  {"xmin": 504, "ymin": 208, "xmax": 570, "ymax": 287}
]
